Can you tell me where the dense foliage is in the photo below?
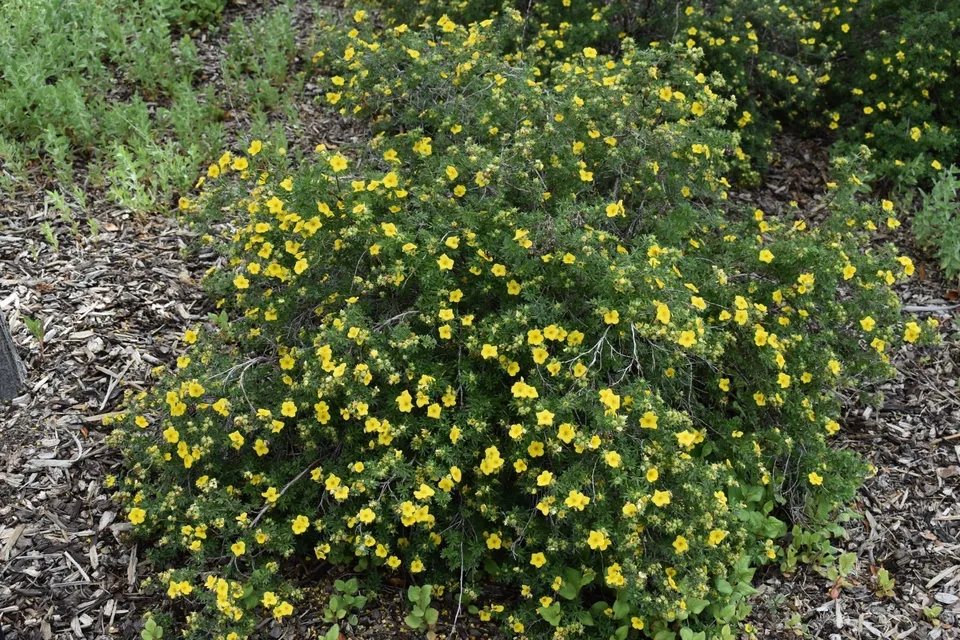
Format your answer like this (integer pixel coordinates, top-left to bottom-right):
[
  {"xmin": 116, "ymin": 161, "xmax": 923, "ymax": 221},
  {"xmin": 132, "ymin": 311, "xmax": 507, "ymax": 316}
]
[
  {"xmin": 358, "ymin": 0, "xmax": 959, "ymax": 185},
  {"xmin": 111, "ymin": 10, "xmax": 936, "ymax": 639},
  {"xmin": 0, "ymin": 0, "xmax": 298, "ymax": 210}
]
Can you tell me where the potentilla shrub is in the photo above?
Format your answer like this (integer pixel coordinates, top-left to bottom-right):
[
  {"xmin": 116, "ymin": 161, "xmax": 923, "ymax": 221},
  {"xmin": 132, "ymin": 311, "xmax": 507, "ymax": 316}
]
[
  {"xmin": 355, "ymin": 0, "xmax": 960, "ymax": 185},
  {"xmin": 111, "ymin": 12, "xmax": 931, "ymax": 640}
]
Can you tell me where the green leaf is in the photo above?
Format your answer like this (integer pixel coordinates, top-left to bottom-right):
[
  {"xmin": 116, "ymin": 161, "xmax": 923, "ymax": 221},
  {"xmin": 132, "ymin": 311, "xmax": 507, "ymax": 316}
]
[
  {"xmin": 404, "ymin": 615, "xmax": 424, "ymax": 631},
  {"xmin": 424, "ymin": 608, "xmax": 439, "ymax": 625},
  {"xmin": 687, "ymin": 598, "xmax": 710, "ymax": 614},
  {"xmin": 716, "ymin": 578, "xmax": 733, "ymax": 596},
  {"xmin": 558, "ymin": 580, "xmax": 579, "ymax": 600},
  {"xmin": 613, "ymin": 625, "xmax": 629, "ymax": 640},
  {"xmin": 838, "ymin": 552, "xmax": 857, "ymax": 577},
  {"xmin": 324, "ymin": 624, "xmax": 340, "ymax": 640},
  {"xmin": 538, "ymin": 603, "xmax": 562, "ymax": 627},
  {"xmin": 612, "ymin": 597, "xmax": 630, "ymax": 620}
]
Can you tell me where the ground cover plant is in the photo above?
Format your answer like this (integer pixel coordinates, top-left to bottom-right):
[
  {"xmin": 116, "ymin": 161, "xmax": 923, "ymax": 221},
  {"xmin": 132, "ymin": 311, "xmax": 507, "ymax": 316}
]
[
  {"xmin": 108, "ymin": 9, "xmax": 940, "ymax": 639},
  {"xmin": 0, "ymin": 0, "xmax": 302, "ymax": 211}
]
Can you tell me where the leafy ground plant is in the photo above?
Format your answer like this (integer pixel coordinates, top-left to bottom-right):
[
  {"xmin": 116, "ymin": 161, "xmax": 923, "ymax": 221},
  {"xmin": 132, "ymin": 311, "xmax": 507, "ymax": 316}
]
[
  {"xmin": 912, "ymin": 166, "xmax": 960, "ymax": 282},
  {"xmin": 111, "ymin": 9, "xmax": 935, "ymax": 640}
]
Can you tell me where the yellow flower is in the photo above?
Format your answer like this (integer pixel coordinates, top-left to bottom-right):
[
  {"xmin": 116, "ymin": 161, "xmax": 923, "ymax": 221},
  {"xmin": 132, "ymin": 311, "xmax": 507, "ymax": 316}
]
[
  {"xmin": 358, "ymin": 508, "xmax": 376, "ymax": 524},
  {"xmin": 228, "ymin": 431, "xmax": 245, "ymax": 450},
  {"xmin": 291, "ymin": 515, "xmax": 310, "ymax": 535},
  {"xmin": 759, "ymin": 249, "xmax": 774, "ymax": 263},
  {"xmin": 603, "ymin": 451, "xmax": 621, "ymax": 468},
  {"xmin": 672, "ymin": 535, "xmax": 689, "ymax": 553},
  {"xmin": 586, "ymin": 530, "xmax": 611, "ymax": 550},
  {"xmin": 530, "ymin": 552, "xmax": 547, "ymax": 568},
  {"xmin": 486, "ymin": 533, "xmax": 502, "ymax": 549},
  {"xmin": 676, "ymin": 430, "xmax": 698, "ymax": 448},
  {"xmin": 437, "ymin": 254, "xmax": 454, "ymax": 271},
  {"xmin": 603, "ymin": 309, "xmax": 620, "ymax": 324},
  {"xmin": 564, "ymin": 490, "xmax": 590, "ymax": 511},
  {"xmin": 646, "ymin": 468, "xmax": 659, "ymax": 482},
  {"xmin": 536, "ymin": 471, "xmax": 553, "ymax": 486},
  {"xmin": 640, "ymin": 411, "xmax": 658, "ymax": 429},
  {"xmin": 329, "ymin": 155, "xmax": 348, "ymax": 172},
  {"xmin": 396, "ymin": 390, "xmax": 413, "ymax": 412},
  {"xmin": 583, "ymin": 46, "xmax": 597, "ymax": 58},
  {"xmin": 536, "ymin": 410, "xmax": 554, "ymax": 426},
  {"xmin": 678, "ymin": 331, "xmax": 697, "ymax": 347},
  {"xmin": 708, "ymin": 529, "xmax": 728, "ymax": 546},
  {"xmin": 651, "ymin": 490, "xmax": 671, "ymax": 507},
  {"xmin": 231, "ymin": 541, "xmax": 246, "ymax": 556},
  {"xmin": 903, "ymin": 321, "xmax": 921, "ymax": 343},
  {"xmin": 273, "ymin": 601, "xmax": 293, "ymax": 620},
  {"xmin": 128, "ymin": 508, "xmax": 146, "ymax": 525},
  {"xmin": 605, "ymin": 563, "xmax": 625, "ymax": 587},
  {"xmin": 481, "ymin": 344, "xmax": 498, "ymax": 359},
  {"xmin": 254, "ymin": 439, "xmax": 269, "ymax": 456},
  {"xmin": 860, "ymin": 316, "xmax": 876, "ymax": 332},
  {"xmin": 262, "ymin": 591, "xmax": 278, "ymax": 608},
  {"xmin": 808, "ymin": 472, "xmax": 824, "ymax": 486},
  {"xmin": 248, "ymin": 140, "xmax": 262, "ymax": 156},
  {"xmin": 557, "ymin": 423, "xmax": 575, "ymax": 443}
]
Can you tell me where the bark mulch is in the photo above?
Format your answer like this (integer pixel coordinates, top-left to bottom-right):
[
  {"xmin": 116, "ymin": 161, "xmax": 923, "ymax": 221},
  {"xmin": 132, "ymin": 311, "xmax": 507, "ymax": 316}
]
[{"xmin": 0, "ymin": 184, "xmax": 216, "ymax": 638}]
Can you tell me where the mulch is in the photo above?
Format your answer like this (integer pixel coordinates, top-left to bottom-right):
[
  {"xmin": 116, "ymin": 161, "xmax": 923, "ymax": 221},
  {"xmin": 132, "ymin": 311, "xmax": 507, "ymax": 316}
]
[{"xmin": 1, "ymin": 15, "xmax": 958, "ymax": 640}]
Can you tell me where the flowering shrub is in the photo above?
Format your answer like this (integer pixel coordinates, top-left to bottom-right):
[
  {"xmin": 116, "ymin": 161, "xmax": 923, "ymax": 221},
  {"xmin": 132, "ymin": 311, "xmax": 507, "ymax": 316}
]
[
  {"xmin": 355, "ymin": 0, "xmax": 959, "ymax": 184},
  {"xmin": 112, "ymin": 11, "xmax": 932, "ymax": 640},
  {"xmin": 642, "ymin": 0, "xmax": 960, "ymax": 184}
]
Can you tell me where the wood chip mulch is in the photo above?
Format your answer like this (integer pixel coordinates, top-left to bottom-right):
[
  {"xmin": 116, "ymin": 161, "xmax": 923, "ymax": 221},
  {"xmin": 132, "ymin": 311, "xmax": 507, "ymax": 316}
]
[{"xmin": 0, "ymin": 182, "xmax": 217, "ymax": 639}]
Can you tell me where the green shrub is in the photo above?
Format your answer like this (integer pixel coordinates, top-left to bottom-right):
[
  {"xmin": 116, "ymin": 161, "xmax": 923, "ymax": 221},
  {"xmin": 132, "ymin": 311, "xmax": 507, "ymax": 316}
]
[
  {"xmin": 353, "ymin": 0, "xmax": 960, "ymax": 186},
  {"xmin": 110, "ymin": 13, "xmax": 928, "ymax": 639},
  {"xmin": 643, "ymin": 0, "xmax": 960, "ymax": 185},
  {"xmin": 0, "ymin": 0, "xmax": 298, "ymax": 211},
  {"xmin": 913, "ymin": 166, "xmax": 960, "ymax": 281}
]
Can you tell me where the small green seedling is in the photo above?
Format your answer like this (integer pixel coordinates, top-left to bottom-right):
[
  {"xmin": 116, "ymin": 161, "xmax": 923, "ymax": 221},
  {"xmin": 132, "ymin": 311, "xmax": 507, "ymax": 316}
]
[
  {"xmin": 323, "ymin": 577, "xmax": 367, "ymax": 628},
  {"xmin": 207, "ymin": 309, "xmax": 230, "ymax": 331},
  {"xmin": 827, "ymin": 552, "xmax": 857, "ymax": 598},
  {"xmin": 39, "ymin": 221, "xmax": 59, "ymax": 251},
  {"xmin": 23, "ymin": 316, "xmax": 44, "ymax": 358},
  {"xmin": 875, "ymin": 568, "xmax": 895, "ymax": 598},
  {"xmin": 141, "ymin": 618, "xmax": 164, "ymax": 640},
  {"xmin": 404, "ymin": 584, "xmax": 439, "ymax": 636}
]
